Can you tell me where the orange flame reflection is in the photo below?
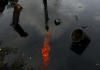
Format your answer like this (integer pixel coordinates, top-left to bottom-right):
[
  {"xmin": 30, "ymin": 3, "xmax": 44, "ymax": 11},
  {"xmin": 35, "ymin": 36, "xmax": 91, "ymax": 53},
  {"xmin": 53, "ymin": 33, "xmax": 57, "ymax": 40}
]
[{"xmin": 42, "ymin": 30, "xmax": 51, "ymax": 67}]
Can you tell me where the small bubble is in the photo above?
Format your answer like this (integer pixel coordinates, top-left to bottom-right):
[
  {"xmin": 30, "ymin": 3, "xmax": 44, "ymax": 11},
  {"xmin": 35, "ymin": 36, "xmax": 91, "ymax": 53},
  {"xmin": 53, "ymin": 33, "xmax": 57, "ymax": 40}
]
[
  {"xmin": 96, "ymin": 64, "xmax": 99, "ymax": 66},
  {"xmin": 0, "ymin": 48, "xmax": 2, "ymax": 51},
  {"xmin": 29, "ymin": 56, "xmax": 32, "ymax": 60}
]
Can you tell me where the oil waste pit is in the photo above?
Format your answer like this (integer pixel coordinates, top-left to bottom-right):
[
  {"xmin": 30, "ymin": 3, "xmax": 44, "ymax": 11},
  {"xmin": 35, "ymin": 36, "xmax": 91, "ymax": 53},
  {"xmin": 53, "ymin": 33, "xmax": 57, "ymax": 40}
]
[
  {"xmin": 0, "ymin": 0, "xmax": 100, "ymax": 70},
  {"xmin": 70, "ymin": 29, "xmax": 91, "ymax": 55}
]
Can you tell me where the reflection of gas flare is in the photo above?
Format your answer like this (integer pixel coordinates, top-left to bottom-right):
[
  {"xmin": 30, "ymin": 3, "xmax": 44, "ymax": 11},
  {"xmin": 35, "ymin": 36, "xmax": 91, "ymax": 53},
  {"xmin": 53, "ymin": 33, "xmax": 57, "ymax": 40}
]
[{"xmin": 42, "ymin": 30, "xmax": 51, "ymax": 67}]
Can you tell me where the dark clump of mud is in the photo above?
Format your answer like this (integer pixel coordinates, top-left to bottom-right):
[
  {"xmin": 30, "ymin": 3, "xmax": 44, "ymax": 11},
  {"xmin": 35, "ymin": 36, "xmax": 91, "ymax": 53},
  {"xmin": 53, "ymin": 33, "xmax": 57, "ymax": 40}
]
[{"xmin": 0, "ymin": 47, "xmax": 26, "ymax": 70}]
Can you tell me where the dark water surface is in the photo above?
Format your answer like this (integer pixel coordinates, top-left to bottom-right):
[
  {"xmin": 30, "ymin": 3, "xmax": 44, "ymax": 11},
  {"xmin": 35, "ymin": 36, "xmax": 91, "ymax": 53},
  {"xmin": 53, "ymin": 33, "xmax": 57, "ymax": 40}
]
[{"xmin": 0, "ymin": 0, "xmax": 100, "ymax": 70}]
